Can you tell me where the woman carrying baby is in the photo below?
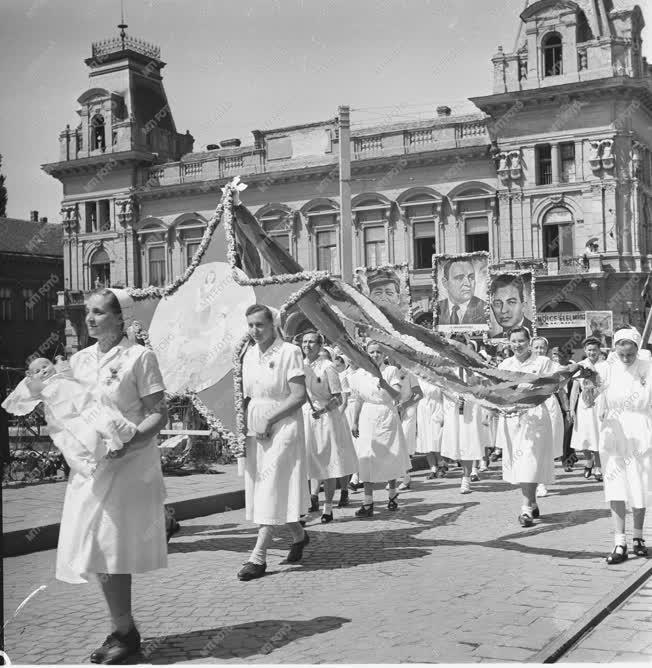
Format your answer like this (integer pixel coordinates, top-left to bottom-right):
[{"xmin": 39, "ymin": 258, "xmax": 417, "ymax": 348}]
[{"xmin": 62, "ymin": 287, "xmax": 169, "ymax": 663}]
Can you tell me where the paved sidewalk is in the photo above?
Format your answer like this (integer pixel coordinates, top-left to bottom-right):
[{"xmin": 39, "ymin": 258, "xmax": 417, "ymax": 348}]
[
  {"xmin": 4, "ymin": 464, "xmax": 651, "ymax": 664},
  {"xmin": 2, "ymin": 468, "xmax": 241, "ymax": 533},
  {"xmin": 561, "ymin": 576, "xmax": 652, "ymax": 663}
]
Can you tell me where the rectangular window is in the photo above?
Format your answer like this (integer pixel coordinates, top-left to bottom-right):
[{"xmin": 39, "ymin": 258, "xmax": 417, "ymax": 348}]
[
  {"xmin": 560, "ymin": 142, "xmax": 576, "ymax": 183},
  {"xmin": 543, "ymin": 223, "xmax": 573, "ymax": 259},
  {"xmin": 413, "ymin": 221, "xmax": 436, "ymax": 269},
  {"xmin": 186, "ymin": 241, "xmax": 201, "ymax": 268},
  {"xmin": 316, "ymin": 230, "xmax": 338, "ymax": 273},
  {"xmin": 536, "ymin": 145, "xmax": 552, "ymax": 185},
  {"xmin": 270, "ymin": 234, "xmax": 291, "ymax": 255},
  {"xmin": 85, "ymin": 202, "xmax": 97, "ymax": 233},
  {"xmin": 0, "ymin": 287, "xmax": 12, "ymax": 321},
  {"xmin": 98, "ymin": 199, "xmax": 111, "ymax": 231},
  {"xmin": 464, "ymin": 216, "xmax": 489, "ymax": 252},
  {"xmin": 22, "ymin": 288, "xmax": 36, "ymax": 321},
  {"xmin": 364, "ymin": 226, "xmax": 386, "ymax": 268},
  {"xmin": 148, "ymin": 246, "xmax": 166, "ymax": 287}
]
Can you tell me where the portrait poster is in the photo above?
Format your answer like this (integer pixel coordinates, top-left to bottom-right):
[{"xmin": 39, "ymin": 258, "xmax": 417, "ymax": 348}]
[
  {"xmin": 585, "ymin": 310, "xmax": 613, "ymax": 346},
  {"xmin": 432, "ymin": 251, "xmax": 490, "ymax": 334},
  {"xmin": 355, "ymin": 264, "xmax": 412, "ymax": 320},
  {"xmin": 488, "ymin": 270, "xmax": 536, "ymax": 340}
]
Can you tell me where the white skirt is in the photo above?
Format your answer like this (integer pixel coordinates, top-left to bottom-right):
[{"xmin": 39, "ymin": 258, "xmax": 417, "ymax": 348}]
[
  {"xmin": 245, "ymin": 400, "xmax": 308, "ymax": 525},
  {"xmin": 304, "ymin": 405, "xmax": 359, "ymax": 479},
  {"xmin": 546, "ymin": 395, "xmax": 564, "ymax": 459},
  {"xmin": 571, "ymin": 399, "xmax": 600, "ymax": 453},
  {"xmin": 401, "ymin": 404, "xmax": 418, "ymax": 455},
  {"xmin": 355, "ymin": 402, "xmax": 410, "ymax": 482},
  {"xmin": 415, "ymin": 396, "xmax": 443, "ymax": 453},
  {"xmin": 496, "ymin": 403, "xmax": 555, "ymax": 485},
  {"xmin": 56, "ymin": 442, "xmax": 167, "ymax": 584},
  {"xmin": 440, "ymin": 397, "xmax": 487, "ymax": 461}
]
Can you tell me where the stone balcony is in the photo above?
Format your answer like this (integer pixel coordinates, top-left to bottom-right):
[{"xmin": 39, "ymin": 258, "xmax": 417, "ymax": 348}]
[
  {"xmin": 145, "ymin": 117, "xmax": 490, "ymax": 188},
  {"xmin": 491, "ymin": 255, "xmax": 602, "ymax": 276}
]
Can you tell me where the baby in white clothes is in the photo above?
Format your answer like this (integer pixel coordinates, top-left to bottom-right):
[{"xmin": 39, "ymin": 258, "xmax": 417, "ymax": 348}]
[{"xmin": 2, "ymin": 357, "xmax": 137, "ymax": 477}]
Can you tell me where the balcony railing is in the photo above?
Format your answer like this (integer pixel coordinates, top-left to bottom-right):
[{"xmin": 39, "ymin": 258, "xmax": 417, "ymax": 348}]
[{"xmin": 492, "ymin": 256, "xmax": 592, "ymax": 276}]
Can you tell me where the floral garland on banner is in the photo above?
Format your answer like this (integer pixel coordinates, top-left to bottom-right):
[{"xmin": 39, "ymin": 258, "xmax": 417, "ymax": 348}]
[
  {"xmin": 431, "ymin": 250, "xmax": 492, "ymax": 335},
  {"xmin": 127, "ymin": 184, "xmax": 231, "ymax": 300},
  {"xmin": 131, "ymin": 318, "xmax": 240, "ymax": 450},
  {"xmin": 231, "ymin": 334, "xmax": 252, "ymax": 459}
]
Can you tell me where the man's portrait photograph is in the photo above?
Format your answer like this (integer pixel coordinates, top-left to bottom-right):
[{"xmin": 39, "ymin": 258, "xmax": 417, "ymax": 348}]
[
  {"xmin": 433, "ymin": 252, "xmax": 489, "ymax": 333},
  {"xmin": 488, "ymin": 271, "xmax": 535, "ymax": 339},
  {"xmin": 355, "ymin": 264, "xmax": 411, "ymax": 319}
]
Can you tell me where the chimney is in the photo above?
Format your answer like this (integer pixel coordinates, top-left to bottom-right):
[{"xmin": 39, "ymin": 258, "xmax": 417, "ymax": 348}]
[
  {"xmin": 30, "ymin": 210, "xmax": 39, "ymax": 222},
  {"xmin": 220, "ymin": 138, "xmax": 241, "ymax": 148},
  {"xmin": 39, "ymin": 216, "xmax": 48, "ymax": 223},
  {"xmin": 436, "ymin": 105, "xmax": 452, "ymax": 117}
]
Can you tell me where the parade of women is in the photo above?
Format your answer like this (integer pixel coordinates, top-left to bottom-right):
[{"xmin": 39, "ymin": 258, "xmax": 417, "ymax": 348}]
[{"xmin": 2, "ymin": 182, "xmax": 650, "ymax": 665}]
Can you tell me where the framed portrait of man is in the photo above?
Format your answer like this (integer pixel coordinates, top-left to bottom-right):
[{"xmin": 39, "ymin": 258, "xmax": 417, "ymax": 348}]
[
  {"xmin": 488, "ymin": 270, "xmax": 536, "ymax": 339},
  {"xmin": 432, "ymin": 251, "xmax": 490, "ymax": 333},
  {"xmin": 585, "ymin": 310, "xmax": 613, "ymax": 347},
  {"xmin": 355, "ymin": 264, "xmax": 412, "ymax": 320}
]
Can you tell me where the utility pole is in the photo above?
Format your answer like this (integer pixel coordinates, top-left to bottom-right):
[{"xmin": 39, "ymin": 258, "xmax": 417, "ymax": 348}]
[{"xmin": 338, "ymin": 105, "xmax": 353, "ymax": 284}]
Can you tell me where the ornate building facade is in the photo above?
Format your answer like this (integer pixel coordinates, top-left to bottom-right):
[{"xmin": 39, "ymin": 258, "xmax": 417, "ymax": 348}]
[{"xmin": 44, "ymin": 0, "xmax": 652, "ymax": 355}]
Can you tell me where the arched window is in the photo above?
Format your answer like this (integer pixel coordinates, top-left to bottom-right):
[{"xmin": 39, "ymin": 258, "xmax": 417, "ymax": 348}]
[
  {"xmin": 543, "ymin": 206, "xmax": 573, "ymax": 262},
  {"xmin": 304, "ymin": 202, "xmax": 339, "ymax": 273},
  {"xmin": 448, "ymin": 185, "xmax": 495, "ymax": 255},
  {"xmin": 352, "ymin": 196, "xmax": 391, "ymax": 267},
  {"xmin": 259, "ymin": 209, "xmax": 294, "ymax": 256},
  {"xmin": 399, "ymin": 192, "xmax": 441, "ymax": 269},
  {"xmin": 136, "ymin": 222, "xmax": 168, "ymax": 287},
  {"xmin": 90, "ymin": 248, "xmax": 111, "ymax": 288},
  {"xmin": 542, "ymin": 33, "xmax": 563, "ymax": 77},
  {"xmin": 176, "ymin": 218, "xmax": 206, "ymax": 269},
  {"xmin": 91, "ymin": 114, "xmax": 106, "ymax": 151}
]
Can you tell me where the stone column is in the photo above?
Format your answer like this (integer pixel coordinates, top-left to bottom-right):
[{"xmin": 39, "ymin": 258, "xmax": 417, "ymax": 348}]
[{"xmin": 551, "ymin": 143, "xmax": 560, "ymax": 184}]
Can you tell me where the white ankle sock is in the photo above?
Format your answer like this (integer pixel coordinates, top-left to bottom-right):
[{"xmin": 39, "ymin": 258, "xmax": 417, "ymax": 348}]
[
  {"xmin": 521, "ymin": 505, "xmax": 533, "ymax": 516},
  {"xmin": 633, "ymin": 528, "xmax": 644, "ymax": 540},
  {"xmin": 614, "ymin": 532, "xmax": 626, "ymax": 547},
  {"xmin": 388, "ymin": 488, "xmax": 398, "ymax": 499},
  {"xmin": 430, "ymin": 465, "xmax": 438, "ymax": 472},
  {"xmin": 364, "ymin": 494, "xmax": 373, "ymax": 505},
  {"xmin": 323, "ymin": 502, "xmax": 333, "ymax": 515}
]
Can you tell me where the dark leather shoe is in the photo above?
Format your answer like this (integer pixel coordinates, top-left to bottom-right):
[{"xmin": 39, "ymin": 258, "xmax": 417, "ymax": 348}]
[
  {"xmin": 532, "ymin": 506, "xmax": 540, "ymax": 519},
  {"xmin": 633, "ymin": 538, "xmax": 648, "ymax": 557},
  {"xmin": 337, "ymin": 490, "xmax": 349, "ymax": 507},
  {"xmin": 518, "ymin": 513, "xmax": 533, "ymax": 528},
  {"xmin": 309, "ymin": 495, "xmax": 319, "ymax": 512},
  {"xmin": 90, "ymin": 627, "xmax": 141, "ymax": 664},
  {"xmin": 355, "ymin": 503, "xmax": 374, "ymax": 518},
  {"xmin": 237, "ymin": 561, "xmax": 267, "ymax": 581},
  {"xmin": 166, "ymin": 519, "xmax": 180, "ymax": 542},
  {"xmin": 387, "ymin": 494, "xmax": 399, "ymax": 511},
  {"xmin": 426, "ymin": 471, "xmax": 437, "ymax": 480},
  {"xmin": 320, "ymin": 513, "xmax": 333, "ymax": 524},
  {"xmin": 286, "ymin": 531, "xmax": 309, "ymax": 563},
  {"xmin": 606, "ymin": 545, "xmax": 628, "ymax": 565}
]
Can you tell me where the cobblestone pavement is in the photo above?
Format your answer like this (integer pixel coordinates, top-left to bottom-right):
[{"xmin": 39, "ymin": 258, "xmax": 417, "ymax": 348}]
[
  {"xmin": 2, "ymin": 469, "xmax": 241, "ymax": 533},
  {"xmin": 4, "ymin": 465, "xmax": 650, "ymax": 664},
  {"xmin": 561, "ymin": 576, "xmax": 652, "ymax": 663}
]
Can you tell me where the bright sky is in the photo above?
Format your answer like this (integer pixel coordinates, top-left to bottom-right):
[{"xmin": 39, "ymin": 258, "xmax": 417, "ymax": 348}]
[{"xmin": 1, "ymin": 0, "xmax": 650, "ymax": 221}]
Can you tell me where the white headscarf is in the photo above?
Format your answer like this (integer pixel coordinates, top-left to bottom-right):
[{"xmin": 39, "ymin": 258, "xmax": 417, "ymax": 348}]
[
  {"xmin": 613, "ymin": 327, "xmax": 642, "ymax": 348},
  {"xmin": 104, "ymin": 287, "xmax": 136, "ymax": 335}
]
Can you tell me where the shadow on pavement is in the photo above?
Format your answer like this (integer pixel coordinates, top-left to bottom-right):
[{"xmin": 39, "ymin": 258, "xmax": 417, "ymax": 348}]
[{"xmin": 139, "ymin": 615, "xmax": 350, "ymax": 663}]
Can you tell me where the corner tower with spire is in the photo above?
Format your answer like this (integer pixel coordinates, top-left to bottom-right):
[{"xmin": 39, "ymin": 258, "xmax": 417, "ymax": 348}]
[{"xmin": 42, "ymin": 22, "xmax": 194, "ymax": 353}]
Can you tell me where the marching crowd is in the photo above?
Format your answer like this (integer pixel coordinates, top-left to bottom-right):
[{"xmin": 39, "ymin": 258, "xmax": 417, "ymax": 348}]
[
  {"xmin": 3, "ymin": 290, "xmax": 650, "ymax": 664},
  {"xmin": 239, "ymin": 304, "xmax": 650, "ymax": 584}
]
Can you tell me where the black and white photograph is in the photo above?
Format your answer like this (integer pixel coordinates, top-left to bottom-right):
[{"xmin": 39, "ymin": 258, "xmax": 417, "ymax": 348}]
[
  {"xmin": 2, "ymin": 0, "xmax": 652, "ymax": 664},
  {"xmin": 432, "ymin": 251, "xmax": 490, "ymax": 333}
]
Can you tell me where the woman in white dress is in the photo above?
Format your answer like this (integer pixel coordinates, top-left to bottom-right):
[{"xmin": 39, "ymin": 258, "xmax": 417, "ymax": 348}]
[
  {"xmin": 238, "ymin": 304, "xmax": 310, "ymax": 581},
  {"xmin": 302, "ymin": 332, "xmax": 358, "ymax": 521},
  {"xmin": 531, "ymin": 336, "xmax": 571, "ymax": 497},
  {"xmin": 495, "ymin": 326, "xmax": 555, "ymax": 527},
  {"xmin": 570, "ymin": 337, "xmax": 603, "ymax": 482},
  {"xmin": 62, "ymin": 288, "xmax": 168, "ymax": 664},
  {"xmin": 593, "ymin": 327, "xmax": 650, "ymax": 564},
  {"xmin": 415, "ymin": 378, "xmax": 445, "ymax": 479},
  {"xmin": 441, "ymin": 389, "xmax": 489, "ymax": 494},
  {"xmin": 348, "ymin": 342, "xmax": 410, "ymax": 516},
  {"xmin": 397, "ymin": 366, "xmax": 423, "ymax": 490}
]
